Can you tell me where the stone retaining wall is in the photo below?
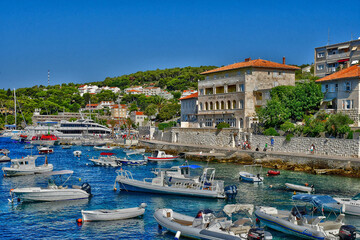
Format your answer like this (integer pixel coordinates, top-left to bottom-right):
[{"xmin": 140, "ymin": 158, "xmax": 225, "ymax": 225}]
[{"xmin": 250, "ymin": 134, "xmax": 360, "ymax": 158}]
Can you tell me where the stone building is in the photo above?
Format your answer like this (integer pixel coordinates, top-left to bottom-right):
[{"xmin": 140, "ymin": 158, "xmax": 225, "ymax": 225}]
[
  {"xmin": 111, "ymin": 104, "xmax": 128, "ymax": 119},
  {"xmin": 316, "ymin": 64, "xmax": 360, "ymax": 126},
  {"xmin": 179, "ymin": 92, "xmax": 198, "ymax": 128},
  {"xmin": 314, "ymin": 38, "xmax": 360, "ymax": 78},
  {"xmin": 197, "ymin": 58, "xmax": 299, "ymax": 130}
]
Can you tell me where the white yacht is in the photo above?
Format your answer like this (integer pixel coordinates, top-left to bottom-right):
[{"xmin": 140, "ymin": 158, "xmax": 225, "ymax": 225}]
[{"xmin": 56, "ymin": 119, "xmax": 112, "ymax": 138}]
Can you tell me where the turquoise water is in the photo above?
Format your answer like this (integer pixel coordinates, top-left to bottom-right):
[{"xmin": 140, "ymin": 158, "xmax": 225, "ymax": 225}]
[{"xmin": 1, "ymin": 137, "xmax": 360, "ymax": 239}]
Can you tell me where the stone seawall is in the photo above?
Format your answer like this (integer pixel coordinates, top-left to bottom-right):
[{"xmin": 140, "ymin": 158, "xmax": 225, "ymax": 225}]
[
  {"xmin": 152, "ymin": 127, "xmax": 360, "ymax": 158},
  {"xmin": 250, "ymin": 135, "xmax": 360, "ymax": 158}
]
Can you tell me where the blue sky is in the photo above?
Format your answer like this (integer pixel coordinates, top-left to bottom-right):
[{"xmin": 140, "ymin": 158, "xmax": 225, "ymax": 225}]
[{"xmin": 0, "ymin": 0, "xmax": 359, "ymax": 89}]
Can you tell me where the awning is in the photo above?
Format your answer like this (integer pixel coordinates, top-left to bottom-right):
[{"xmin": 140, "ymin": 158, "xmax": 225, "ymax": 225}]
[
  {"xmin": 323, "ymin": 98, "xmax": 335, "ymax": 102},
  {"xmin": 338, "ymin": 59, "xmax": 349, "ymax": 63},
  {"xmin": 352, "ymin": 46, "xmax": 358, "ymax": 51},
  {"xmin": 351, "ymin": 60, "xmax": 359, "ymax": 65},
  {"xmin": 338, "ymin": 45, "xmax": 350, "ymax": 50}
]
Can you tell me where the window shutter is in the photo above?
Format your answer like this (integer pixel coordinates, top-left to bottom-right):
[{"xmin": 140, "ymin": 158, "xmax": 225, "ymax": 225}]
[{"xmin": 321, "ymin": 85, "xmax": 326, "ymax": 92}]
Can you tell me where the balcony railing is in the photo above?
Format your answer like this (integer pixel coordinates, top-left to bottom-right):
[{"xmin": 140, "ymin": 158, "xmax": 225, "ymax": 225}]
[
  {"xmin": 327, "ymin": 67, "xmax": 337, "ymax": 73},
  {"xmin": 327, "ymin": 52, "xmax": 350, "ymax": 60}
]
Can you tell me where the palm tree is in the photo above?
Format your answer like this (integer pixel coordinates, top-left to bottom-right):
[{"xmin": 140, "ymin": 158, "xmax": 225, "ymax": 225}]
[
  {"xmin": 153, "ymin": 96, "xmax": 166, "ymax": 112},
  {"xmin": 125, "ymin": 117, "xmax": 134, "ymax": 137}
]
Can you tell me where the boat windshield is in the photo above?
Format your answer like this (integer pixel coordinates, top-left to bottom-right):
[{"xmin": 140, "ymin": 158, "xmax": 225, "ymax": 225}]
[
  {"xmin": 291, "ymin": 206, "xmax": 307, "ymax": 218},
  {"xmin": 195, "ymin": 209, "xmax": 214, "ymax": 218},
  {"xmin": 352, "ymin": 193, "xmax": 360, "ymax": 200}
]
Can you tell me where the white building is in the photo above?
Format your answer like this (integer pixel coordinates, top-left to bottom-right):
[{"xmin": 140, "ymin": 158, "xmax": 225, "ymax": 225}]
[
  {"xmin": 130, "ymin": 111, "xmax": 148, "ymax": 127},
  {"xmin": 181, "ymin": 90, "xmax": 197, "ymax": 99},
  {"xmin": 159, "ymin": 90, "xmax": 173, "ymax": 100},
  {"xmin": 180, "ymin": 92, "xmax": 198, "ymax": 128}
]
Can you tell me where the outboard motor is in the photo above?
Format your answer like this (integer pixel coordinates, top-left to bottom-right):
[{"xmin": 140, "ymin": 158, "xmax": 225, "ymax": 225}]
[
  {"xmin": 224, "ymin": 185, "xmax": 238, "ymax": 199},
  {"xmin": 81, "ymin": 182, "xmax": 92, "ymax": 195},
  {"xmin": 339, "ymin": 225, "xmax": 356, "ymax": 240},
  {"xmin": 247, "ymin": 228, "xmax": 272, "ymax": 240}
]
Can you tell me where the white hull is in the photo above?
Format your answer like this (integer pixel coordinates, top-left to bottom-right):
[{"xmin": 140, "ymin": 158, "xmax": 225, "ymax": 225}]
[
  {"xmin": 3, "ymin": 164, "xmax": 53, "ymax": 176},
  {"xmin": 285, "ymin": 183, "xmax": 314, "ymax": 193},
  {"xmin": 89, "ymin": 158, "xmax": 121, "ymax": 167},
  {"xmin": 12, "ymin": 187, "xmax": 90, "ymax": 202},
  {"xmin": 334, "ymin": 198, "xmax": 360, "ymax": 216},
  {"xmin": 116, "ymin": 177, "xmax": 225, "ymax": 199},
  {"xmin": 82, "ymin": 206, "xmax": 145, "ymax": 222}
]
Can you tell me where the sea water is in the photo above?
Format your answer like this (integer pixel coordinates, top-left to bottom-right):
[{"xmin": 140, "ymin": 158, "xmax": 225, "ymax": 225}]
[{"xmin": 0, "ymin": 137, "xmax": 360, "ymax": 239}]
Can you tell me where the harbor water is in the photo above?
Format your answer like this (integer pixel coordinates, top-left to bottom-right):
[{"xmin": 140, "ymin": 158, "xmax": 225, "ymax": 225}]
[{"xmin": 1, "ymin": 137, "xmax": 360, "ymax": 239}]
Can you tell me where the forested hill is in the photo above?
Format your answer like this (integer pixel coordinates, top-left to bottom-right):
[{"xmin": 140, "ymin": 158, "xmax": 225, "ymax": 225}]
[{"xmin": 89, "ymin": 66, "xmax": 218, "ymax": 91}]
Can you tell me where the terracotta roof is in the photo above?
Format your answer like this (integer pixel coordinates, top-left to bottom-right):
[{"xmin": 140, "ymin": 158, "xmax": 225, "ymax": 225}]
[
  {"xmin": 180, "ymin": 92, "xmax": 198, "ymax": 100},
  {"xmin": 316, "ymin": 65, "xmax": 360, "ymax": 82},
  {"xmin": 126, "ymin": 89, "xmax": 142, "ymax": 92},
  {"xmin": 201, "ymin": 59, "xmax": 300, "ymax": 74},
  {"xmin": 86, "ymin": 104, "xmax": 98, "ymax": 107},
  {"xmin": 135, "ymin": 111, "xmax": 144, "ymax": 115},
  {"xmin": 79, "ymin": 85, "xmax": 86, "ymax": 88}
]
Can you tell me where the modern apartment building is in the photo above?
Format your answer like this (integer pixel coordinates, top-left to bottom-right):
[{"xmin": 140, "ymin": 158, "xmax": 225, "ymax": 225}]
[
  {"xmin": 198, "ymin": 58, "xmax": 299, "ymax": 130},
  {"xmin": 314, "ymin": 39, "xmax": 360, "ymax": 77},
  {"xmin": 316, "ymin": 64, "xmax": 360, "ymax": 126}
]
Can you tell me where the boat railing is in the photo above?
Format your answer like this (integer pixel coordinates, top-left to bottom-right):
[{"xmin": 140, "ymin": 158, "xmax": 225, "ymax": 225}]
[{"xmin": 116, "ymin": 169, "xmax": 134, "ymax": 180}]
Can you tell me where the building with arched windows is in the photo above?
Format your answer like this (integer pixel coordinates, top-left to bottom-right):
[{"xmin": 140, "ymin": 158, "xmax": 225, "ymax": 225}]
[{"xmin": 197, "ymin": 58, "xmax": 299, "ymax": 130}]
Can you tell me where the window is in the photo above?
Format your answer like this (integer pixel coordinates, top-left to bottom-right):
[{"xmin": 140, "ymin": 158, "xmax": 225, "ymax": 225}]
[
  {"xmin": 239, "ymin": 118, "xmax": 244, "ymax": 128},
  {"xmin": 226, "ymin": 118, "xmax": 236, "ymax": 127},
  {"xmin": 214, "ymin": 75, "xmax": 217, "ymax": 79},
  {"xmin": 216, "ymin": 86, "xmax": 224, "ymax": 94},
  {"xmin": 325, "ymin": 84, "xmax": 329, "ymax": 92},
  {"xmin": 205, "ymin": 88, "xmax": 213, "ymax": 95},
  {"xmin": 317, "ymin": 52, "xmax": 325, "ymax": 58},
  {"xmin": 199, "ymin": 103, "xmax": 202, "ymax": 111},
  {"xmin": 205, "ymin": 102, "xmax": 208, "ymax": 110},
  {"xmin": 215, "ymin": 118, "xmax": 224, "ymax": 125},
  {"xmin": 268, "ymin": 71, "xmax": 271, "ymax": 75},
  {"xmin": 206, "ymin": 76, "xmax": 209, "ymax": 80},
  {"xmin": 317, "ymin": 65, "xmax": 324, "ymax": 70},
  {"xmin": 237, "ymin": 71, "xmax": 241, "ymax": 76},
  {"xmin": 225, "ymin": 73, "xmax": 229, "ymax": 78},
  {"xmin": 215, "ymin": 101, "xmax": 219, "ymax": 110},
  {"xmin": 221, "ymin": 101, "xmax": 224, "ymax": 109},
  {"xmin": 239, "ymin": 100, "xmax": 244, "ymax": 109},
  {"xmin": 329, "ymin": 84, "xmax": 335, "ymax": 93},
  {"xmin": 205, "ymin": 119, "xmax": 212, "ymax": 127},
  {"xmin": 279, "ymin": 71, "xmax": 282, "ymax": 76},
  {"xmin": 227, "ymin": 100, "xmax": 231, "ymax": 109},
  {"xmin": 210, "ymin": 102, "xmax": 213, "ymax": 110},
  {"xmin": 335, "ymin": 84, "xmax": 338, "ymax": 92},
  {"xmin": 239, "ymin": 84, "xmax": 244, "ymax": 92},
  {"xmin": 345, "ymin": 82, "xmax": 351, "ymax": 91},
  {"xmin": 228, "ymin": 85, "xmax": 236, "ymax": 93},
  {"xmin": 246, "ymin": 69, "xmax": 252, "ymax": 75},
  {"xmin": 200, "ymin": 89, "xmax": 204, "ymax": 95},
  {"xmin": 343, "ymin": 100, "xmax": 353, "ymax": 109},
  {"xmin": 232, "ymin": 100, "xmax": 236, "ymax": 109}
]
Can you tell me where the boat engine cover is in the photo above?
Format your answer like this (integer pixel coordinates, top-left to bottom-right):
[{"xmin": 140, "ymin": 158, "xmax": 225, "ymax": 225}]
[
  {"xmin": 81, "ymin": 183, "xmax": 91, "ymax": 195},
  {"xmin": 339, "ymin": 225, "xmax": 356, "ymax": 240},
  {"xmin": 224, "ymin": 185, "xmax": 238, "ymax": 199},
  {"xmin": 247, "ymin": 228, "xmax": 272, "ymax": 240}
]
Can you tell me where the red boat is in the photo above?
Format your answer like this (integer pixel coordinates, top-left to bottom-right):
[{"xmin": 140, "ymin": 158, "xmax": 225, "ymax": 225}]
[
  {"xmin": 38, "ymin": 146, "xmax": 54, "ymax": 154},
  {"xmin": 145, "ymin": 150, "xmax": 179, "ymax": 162},
  {"xmin": 267, "ymin": 170, "xmax": 280, "ymax": 176}
]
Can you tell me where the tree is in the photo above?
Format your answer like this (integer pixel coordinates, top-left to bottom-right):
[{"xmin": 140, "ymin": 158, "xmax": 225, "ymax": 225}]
[
  {"xmin": 325, "ymin": 113, "xmax": 354, "ymax": 137},
  {"xmin": 144, "ymin": 104, "xmax": 157, "ymax": 117},
  {"xmin": 158, "ymin": 103, "xmax": 180, "ymax": 121},
  {"xmin": 129, "ymin": 102, "xmax": 138, "ymax": 112}
]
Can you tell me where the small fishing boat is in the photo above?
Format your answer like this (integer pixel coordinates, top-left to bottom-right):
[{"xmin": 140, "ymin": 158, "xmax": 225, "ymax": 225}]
[
  {"xmin": 81, "ymin": 203, "xmax": 147, "ymax": 222},
  {"xmin": 0, "ymin": 149, "xmax": 11, "ymax": 162},
  {"xmin": 334, "ymin": 193, "xmax": 360, "ymax": 216},
  {"xmin": 94, "ymin": 145, "xmax": 115, "ymax": 151},
  {"xmin": 89, "ymin": 152, "xmax": 122, "ymax": 167},
  {"xmin": 73, "ymin": 150, "xmax": 82, "ymax": 157},
  {"xmin": 115, "ymin": 168, "xmax": 237, "ymax": 199},
  {"xmin": 144, "ymin": 150, "xmax": 178, "ymax": 162},
  {"xmin": 255, "ymin": 205, "xmax": 357, "ymax": 240},
  {"xmin": 2, "ymin": 155, "xmax": 53, "ymax": 177},
  {"xmin": 11, "ymin": 170, "xmax": 92, "ymax": 202},
  {"xmin": 239, "ymin": 165, "xmax": 264, "ymax": 183},
  {"xmin": 267, "ymin": 170, "xmax": 280, "ymax": 176},
  {"xmin": 285, "ymin": 183, "xmax": 315, "ymax": 193},
  {"xmin": 154, "ymin": 204, "xmax": 272, "ymax": 240},
  {"xmin": 62, "ymin": 145, "xmax": 72, "ymax": 149},
  {"xmin": 38, "ymin": 146, "xmax": 54, "ymax": 154},
  {"xmin": 24, "ymin": 144, "xmax": 34, "ymax": 149}
]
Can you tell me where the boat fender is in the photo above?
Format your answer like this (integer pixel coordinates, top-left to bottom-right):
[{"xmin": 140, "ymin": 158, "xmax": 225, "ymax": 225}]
[
  {"xmin": 140, "ymin": 203, "xmax": 147, "ymax": 208},
  {"xmin": 76, "ymin": 218, "xmax": 83, "ymax": 226},
  {"xmin": 174, "ymin": 231, "xmax": 181, "ymax": 240}
]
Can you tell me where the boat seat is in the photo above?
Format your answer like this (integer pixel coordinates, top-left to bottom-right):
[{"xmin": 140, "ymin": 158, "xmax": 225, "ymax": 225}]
[
  {"xmin": 318, "ymin": 221, "xmax": 342, "ymax": 231},
  {"xmin": 72, "ymin": 185, "xmax": 81, "ymax": 189},
  {"xmin": 230, "ymin": 225, "xmax": 251, "ymax": 235},
  {"xmin": 232, "ymin": 218, "xmax": 251, "ymax": 226},
  {"xmin": 58, "ymin": 186, "xmax": 68, "ymax": 189},
  {"xmin": 172, "ymin": 218, "xmax": 193, "ymax": 226}
]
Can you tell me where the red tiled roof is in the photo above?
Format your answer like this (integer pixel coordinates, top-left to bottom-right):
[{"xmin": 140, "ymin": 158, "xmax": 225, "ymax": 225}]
[
  {"xmin": 180, "ymin": 92, "xmax": 198, "ymax": 100},
  {"xmin": 127, "ymin": 89, "xmax": 142, "ymax": 92},
  {"xmin": 135, "ymin": 111, "xmax": 144, "ymax": 115},
  {"xmin": 201, "ymin": 59, "xmax": 300, "ymax": 74},
  {"xmin": 316, "ymin": 65, "xmax": 360, "ymax": 82},
  {"xmin": 86, "ymin": 104, "xmax": 98, "ymax": 107},
  {"xmin": 79, "ymin": 85, "xmax": 86, "ymax": 88}
]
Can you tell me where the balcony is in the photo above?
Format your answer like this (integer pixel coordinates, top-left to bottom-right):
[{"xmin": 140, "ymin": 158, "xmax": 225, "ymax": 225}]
[
  {"xmin": 327, "ymin": 67, "xmax": 337, "ymax": 73},
  {"xmin": 327, "ymin": 52, "xmax": 350, "ymax": 60}
]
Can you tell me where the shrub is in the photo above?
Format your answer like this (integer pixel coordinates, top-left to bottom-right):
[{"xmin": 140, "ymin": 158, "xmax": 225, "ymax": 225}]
[
  {"xmin": 158, "ymin": 121, "xmax": 177, "ymax": 130},
  {"xmin": 347, "ymin": 130, "xmax": 354, "ymax": 139},
  {"xmin": 263, "ymin": 127, "xmax": 279, "ymax": 136},
  {"xmin": 216, "ymin": 122, "xmax": 230, "ymax": 130},
  {"xmin": 280, "ymin": 121, "xmax": 295, "ymax": 133},
  {"xmin": 285, "ymin": 133, "xmax": 294, "ymax": 142}
]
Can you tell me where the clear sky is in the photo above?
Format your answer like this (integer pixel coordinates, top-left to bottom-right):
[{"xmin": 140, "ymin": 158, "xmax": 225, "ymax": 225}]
[{"xmin": 0, "ymin": 0, "xmax": 359, "ymax": 89}]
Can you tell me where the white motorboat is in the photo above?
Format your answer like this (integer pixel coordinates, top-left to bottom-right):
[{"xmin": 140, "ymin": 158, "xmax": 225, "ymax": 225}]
[
  {"xmin": 154, "ymin": 204, "xmax": 272, "ymax": 240},
  {"xmin": 81, "ymin": 203, "xmax": 147, "ymax": 222},
  {"xmin": 73, "ymin": 150, "xmax": 82, "ymax": 157},
  {"xmin": 89, "ymin": 152, "xmax": 122, "ymax": 167},
  {"xmin": 11, "ymin": 170, "xmax": 92, "ymax": 202},
  {"xmin": 152, "ymin": 164, "xmax": 203, "ymax": 184},
  {"xmin": 62, "ymin": 145, "xmax": 72, "ymax": 149},
  {"xmin": 116, "ymin": 157, "xmax": 147, "ymax": 166},
  {"xmin": 2, "ymin": 155, "xmax": 53, "ymax": 177},
  {"xmin": 255, "ymin": 205, "xmax": 357, "ymax": 240},
  {"xmin": 0, "ymin": 149, "xmax": 11, "ymax": 162},
  {"xmin": 144, "ymin": 150, "xmax": 179, "ymax": 162},
  {"xmin": 38, "ymin": 146, "xmax": 54, "ymax": 154},
  {"xmin": 285, "ymin": 183, "xmax": 315, "ymax": 193},
  {"xmin": 115, "ymin": 168, "xmax": 237, "ymax": 199},
  {"xmin": 94, "ymin": 145, "xmax": 115, "ymax": 151},
  {"xmin": 334, "ymin": 193, "xmax": 360, "ymax": 216},
  {"xmin": 239, "ymin": 165, "xmax": 264, "ymax": 183}
]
